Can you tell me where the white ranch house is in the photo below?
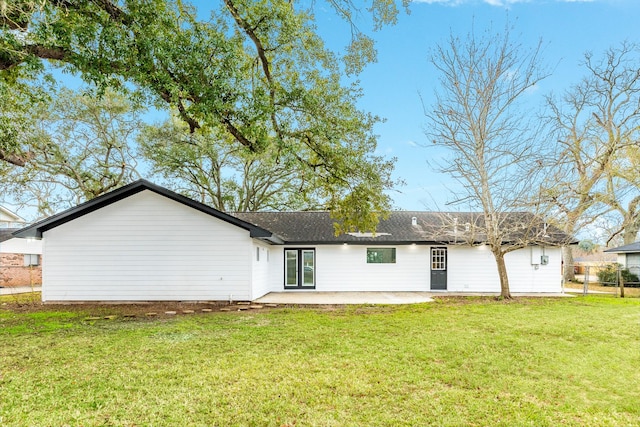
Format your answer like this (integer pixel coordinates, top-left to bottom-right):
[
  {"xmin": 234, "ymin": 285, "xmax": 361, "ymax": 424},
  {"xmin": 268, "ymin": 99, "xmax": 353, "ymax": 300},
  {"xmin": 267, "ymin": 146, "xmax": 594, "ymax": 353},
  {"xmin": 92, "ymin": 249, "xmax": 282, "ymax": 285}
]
[{"xmin": 14, "ymin": 180, "xmax": 573, "ymax": 302}]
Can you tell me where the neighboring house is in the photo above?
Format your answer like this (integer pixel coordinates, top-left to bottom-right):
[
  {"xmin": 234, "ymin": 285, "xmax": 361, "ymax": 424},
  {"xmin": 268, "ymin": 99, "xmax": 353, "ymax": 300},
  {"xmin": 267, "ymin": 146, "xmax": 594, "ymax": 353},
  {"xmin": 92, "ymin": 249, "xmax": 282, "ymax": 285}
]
[
  {"xmin": 604, "ymin": 242, "xmax": 640, "ymax": 278},
  {"xmin": 573, "ymin": 250, "xmax": 617, "ymax": 277},
  {"xmin": 14, "ymin": 180, "xmax": 573, "ymax": 302},
  {"xmin": 0, "ymin": 228, "xmax": 43, "ymax": 288},
  {"xmin": 0, "ymin": 206, "xmax": 26, "ymax": 228}
]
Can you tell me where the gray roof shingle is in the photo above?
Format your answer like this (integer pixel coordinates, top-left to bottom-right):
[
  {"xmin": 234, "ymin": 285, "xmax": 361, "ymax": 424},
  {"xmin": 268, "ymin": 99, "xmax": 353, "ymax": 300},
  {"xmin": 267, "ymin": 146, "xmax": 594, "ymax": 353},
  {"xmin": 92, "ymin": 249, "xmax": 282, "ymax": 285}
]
[
  {"xmin": 0, "ymin": 228, "xmax": 19, "ymax": 243},
  {"xmin": 604, "ymin": 242, "xmax": 640, "ymax": 253},
  {"xmin": 234, "ymin": 211, "xmax": 573, "ymax": 245}
]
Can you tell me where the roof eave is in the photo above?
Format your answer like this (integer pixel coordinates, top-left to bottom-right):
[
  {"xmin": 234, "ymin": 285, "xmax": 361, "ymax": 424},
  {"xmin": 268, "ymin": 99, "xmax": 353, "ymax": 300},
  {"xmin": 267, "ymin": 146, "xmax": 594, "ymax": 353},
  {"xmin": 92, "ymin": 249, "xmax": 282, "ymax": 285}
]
[
  {"xmin": 603, "ymin": 242, "xmax": 640, "ymax": 253},
  {"xmin": 250, "ymin": 228, "xmax": 285, "ymax": 244},
  {"xmin": 0, "ymin": 206, "xmax": 25, "ymax": 223}
]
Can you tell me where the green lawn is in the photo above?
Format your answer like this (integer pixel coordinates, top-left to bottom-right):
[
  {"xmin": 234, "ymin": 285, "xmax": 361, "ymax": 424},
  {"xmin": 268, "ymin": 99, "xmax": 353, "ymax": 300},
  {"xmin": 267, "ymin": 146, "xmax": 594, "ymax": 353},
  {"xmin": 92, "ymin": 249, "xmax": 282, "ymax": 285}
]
[{"xmin": 1, "ymin": 295, "xmax": 638, "ymax": 426}]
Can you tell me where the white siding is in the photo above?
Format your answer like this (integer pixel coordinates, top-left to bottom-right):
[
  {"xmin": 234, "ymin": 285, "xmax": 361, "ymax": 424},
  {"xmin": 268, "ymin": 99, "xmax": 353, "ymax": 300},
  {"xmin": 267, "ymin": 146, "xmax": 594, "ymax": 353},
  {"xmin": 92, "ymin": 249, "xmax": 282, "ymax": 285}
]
[
  {"xmin": 0, "ymin": 238, "xmax": 43, "ymax": 255},
  {"xmin": 508, "ymin": 247, "xmax": 562, "ymax": 292},
  {"xmin": 42, "ymin": 190, "xmax": 252, "ymax": 302},
  {"xmin": 266, "ymin": 244, "xmax": 562, "ymax": 293},
  {"xmin": 626, "ymin": 253, "xmax": 640, "ymax": 267},
  {"xmin": 448, "ymin": 246, "xmax": 562, "ymax": 293},
  {"xmin": 314, "ymin": 245, "xmax": 430, "ymax": 291},
  {"xmin": 447, "ymin": 246, "xmax": 499, "ymax": 292},
  {"xmin": 624, "ymin": 253, "xmax": 640, "ymax": 278},
  {"xmin": 250, "ymin": 241, "xmax": 272, "ymax": 299},
  {"xmin": 268, "ymin": 245, "xmax": 430, "ymax": 292}
]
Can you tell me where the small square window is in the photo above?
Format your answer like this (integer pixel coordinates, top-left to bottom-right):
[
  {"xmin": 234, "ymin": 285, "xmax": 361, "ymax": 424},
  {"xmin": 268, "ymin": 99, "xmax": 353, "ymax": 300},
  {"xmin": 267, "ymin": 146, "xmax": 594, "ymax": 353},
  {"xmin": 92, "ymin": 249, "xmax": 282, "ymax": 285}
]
[
  {"xmin": 367, "ymin": 248, "xmax": 396, "ymax": 264},
  {"xmin": 24, "ymin": 254, "xmax": 39, "ymax": 266}
]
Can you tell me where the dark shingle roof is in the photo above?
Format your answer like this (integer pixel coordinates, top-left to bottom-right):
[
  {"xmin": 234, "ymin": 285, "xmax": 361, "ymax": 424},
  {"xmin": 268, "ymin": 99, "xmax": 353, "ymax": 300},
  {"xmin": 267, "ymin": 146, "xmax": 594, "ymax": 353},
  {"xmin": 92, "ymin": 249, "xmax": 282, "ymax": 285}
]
[
  {"xmin": 235, "ymin": 211, "xmax": 431, "ymax": 244},
  {"xmin": 234, "ymin": 211, "xmax": 574, "ymax": 245},
  {"xmin": 0, "ymin": 228, "xmax": 19, "ymax": 243},
  {"xmin": 10, "ymin": 180, "xmax": 575, "ymax": 246},
  {"xmin": 604, "ymin": 242, "xmax": 640, "ymax": 253}
]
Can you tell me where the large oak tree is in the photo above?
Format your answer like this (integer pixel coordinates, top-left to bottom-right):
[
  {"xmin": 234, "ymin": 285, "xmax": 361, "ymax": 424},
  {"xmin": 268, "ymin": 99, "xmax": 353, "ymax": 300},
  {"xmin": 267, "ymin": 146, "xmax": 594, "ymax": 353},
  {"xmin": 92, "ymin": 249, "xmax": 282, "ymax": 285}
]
[{"xmin": 1, "ymin": 0, "xmax": 404, "ymax": 232}]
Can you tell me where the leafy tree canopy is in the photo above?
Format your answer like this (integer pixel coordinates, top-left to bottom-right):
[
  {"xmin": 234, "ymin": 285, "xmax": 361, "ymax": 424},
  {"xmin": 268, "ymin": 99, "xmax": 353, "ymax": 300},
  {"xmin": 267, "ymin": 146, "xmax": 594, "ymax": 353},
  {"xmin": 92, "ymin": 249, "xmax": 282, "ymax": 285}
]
[
  {"xmin": 139, "ymin": 114, "xmax": 327, "ymax": 212},
  {"xmin": 577, "ymin": 239, "xmax": 597, "ymax": 254},
  {"xmin": 1, "ymin": 0, "xmax": 405, "ymax": 232}
]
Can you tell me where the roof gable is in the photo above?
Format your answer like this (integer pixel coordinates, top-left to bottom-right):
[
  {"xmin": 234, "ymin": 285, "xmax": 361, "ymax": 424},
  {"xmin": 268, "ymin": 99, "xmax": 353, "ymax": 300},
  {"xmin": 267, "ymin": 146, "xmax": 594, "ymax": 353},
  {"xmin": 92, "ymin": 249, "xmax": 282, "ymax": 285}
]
[
  {"xmin": 0, "ymin": 206, "xmax": 25, "ymax": 224},
  {"xmin": 13, "ymin": 180, "xmax": 281, "ymax": 243}
]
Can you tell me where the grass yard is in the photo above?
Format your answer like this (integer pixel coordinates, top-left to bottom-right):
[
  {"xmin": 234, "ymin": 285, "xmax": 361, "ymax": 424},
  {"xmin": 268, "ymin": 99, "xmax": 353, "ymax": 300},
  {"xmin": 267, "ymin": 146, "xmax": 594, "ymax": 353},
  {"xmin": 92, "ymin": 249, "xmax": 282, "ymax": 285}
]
[{"xmin": 1, "ymin": 295, "xmax": 638, "ymax": 426}]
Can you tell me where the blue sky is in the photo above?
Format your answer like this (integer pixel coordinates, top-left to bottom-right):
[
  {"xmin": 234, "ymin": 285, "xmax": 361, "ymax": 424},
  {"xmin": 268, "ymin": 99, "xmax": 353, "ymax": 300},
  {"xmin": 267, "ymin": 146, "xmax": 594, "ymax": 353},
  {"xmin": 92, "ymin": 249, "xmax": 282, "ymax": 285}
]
[
  {"xmin": 3, "ymin": 0, "xmax": 639, "ymax": 219},
  {"xmin": 311, "ymin": 0, "xmax": 639, "ymax": 210}
]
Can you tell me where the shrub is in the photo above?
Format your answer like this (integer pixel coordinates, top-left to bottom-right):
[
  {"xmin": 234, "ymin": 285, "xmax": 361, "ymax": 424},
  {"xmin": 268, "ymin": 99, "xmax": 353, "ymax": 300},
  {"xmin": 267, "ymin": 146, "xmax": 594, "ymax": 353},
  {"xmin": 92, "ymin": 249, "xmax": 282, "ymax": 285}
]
[{"xmin": 597, "ymin": 264, "xmax": 640, "ymax": 287}]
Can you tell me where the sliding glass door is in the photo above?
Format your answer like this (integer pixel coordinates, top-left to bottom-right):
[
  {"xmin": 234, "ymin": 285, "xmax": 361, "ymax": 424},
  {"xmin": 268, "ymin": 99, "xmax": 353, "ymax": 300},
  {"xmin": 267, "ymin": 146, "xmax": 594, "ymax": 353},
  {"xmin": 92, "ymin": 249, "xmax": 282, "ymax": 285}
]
[{"xmin": 284, "ymin": 249, "xmax": 315, "ymax": 289}]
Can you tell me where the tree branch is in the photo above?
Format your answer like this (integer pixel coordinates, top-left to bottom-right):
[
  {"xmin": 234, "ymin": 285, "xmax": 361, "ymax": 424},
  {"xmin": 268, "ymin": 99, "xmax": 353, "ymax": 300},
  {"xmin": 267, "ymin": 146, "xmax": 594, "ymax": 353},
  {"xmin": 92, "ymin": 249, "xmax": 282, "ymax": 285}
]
[
  {"xmin": 0, "ymin": 44, "xmax": 71, "ymax": 70},
  {"xmin": 223, "ymin": 0, "xmax": 285, "ymax": 141},
  {"xmin": 0, "ymin": 149, "xmax": 32, "ymax": 167},
  {"xmin": 89, "ymin": 0, "xmax": 133, "ymax": 25}
]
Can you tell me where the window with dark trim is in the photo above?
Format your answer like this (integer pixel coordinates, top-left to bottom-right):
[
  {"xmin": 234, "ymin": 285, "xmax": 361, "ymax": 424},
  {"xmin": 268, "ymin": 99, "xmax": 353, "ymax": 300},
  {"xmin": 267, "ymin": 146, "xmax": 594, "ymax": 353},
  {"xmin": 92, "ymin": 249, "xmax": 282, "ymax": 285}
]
[{"xmin": 367, "ymin": 248, "xmax": 396, "ymax": 264}]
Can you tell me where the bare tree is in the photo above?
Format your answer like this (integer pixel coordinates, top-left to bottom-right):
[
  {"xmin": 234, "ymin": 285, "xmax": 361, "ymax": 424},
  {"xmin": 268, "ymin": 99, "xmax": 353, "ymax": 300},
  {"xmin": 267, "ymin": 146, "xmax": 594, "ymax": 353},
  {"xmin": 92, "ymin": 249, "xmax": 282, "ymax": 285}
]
[
  {"xmin": 546, "ymin": 42, "xmax": 640, "ymax": 278},
  {"xmin": 425, "ymin": 25, "xmax": 554, "ymax": 298},
  {"xmin": 601, "ymin": 135, "xmax": 640, "ymax": 246},
  {"xmin": 602, "ymin": 176, "xmax": 640, "ymax": 247}
]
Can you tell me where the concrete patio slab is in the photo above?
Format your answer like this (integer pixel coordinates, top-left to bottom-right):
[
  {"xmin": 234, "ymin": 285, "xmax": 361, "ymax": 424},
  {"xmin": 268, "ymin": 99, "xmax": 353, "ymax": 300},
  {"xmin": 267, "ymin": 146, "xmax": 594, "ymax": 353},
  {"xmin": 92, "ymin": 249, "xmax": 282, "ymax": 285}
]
[
  {"xmin": 0, "ymin": 286, "xmax": 42, "ymax": 296},
  {"xmin": 254, "ymin": 291, "xmax": 574, "ymax": 305},
  {"xmin": 254, "ymin": 291, "xmax": 435, "ymax": 305}
]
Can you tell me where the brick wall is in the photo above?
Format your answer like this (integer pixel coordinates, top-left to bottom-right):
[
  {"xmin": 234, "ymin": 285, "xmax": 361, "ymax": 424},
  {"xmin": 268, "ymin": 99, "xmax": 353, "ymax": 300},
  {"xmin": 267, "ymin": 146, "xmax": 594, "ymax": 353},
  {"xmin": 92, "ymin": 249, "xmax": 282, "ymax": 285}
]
[{"xmin": 0, "ymin": 253, "xmax": 43, "ymax": 287}]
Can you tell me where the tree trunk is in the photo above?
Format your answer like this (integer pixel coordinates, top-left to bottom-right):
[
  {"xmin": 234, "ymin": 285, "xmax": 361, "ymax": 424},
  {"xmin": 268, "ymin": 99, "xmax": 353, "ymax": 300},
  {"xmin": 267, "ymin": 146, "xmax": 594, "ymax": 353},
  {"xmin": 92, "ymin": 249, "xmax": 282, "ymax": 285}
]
[
  {"xmin": 493, "ymin": 250, "xmax": 511, "ymax": 299},
  {"xmin": 623, "ymin": 224, "xmax": 639, "ymax": 245},
  {"xmin": 562, "ymin": 245, "xmax": 575, "ymax": 282}
]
